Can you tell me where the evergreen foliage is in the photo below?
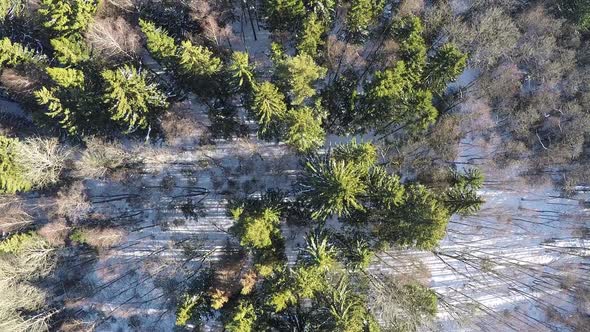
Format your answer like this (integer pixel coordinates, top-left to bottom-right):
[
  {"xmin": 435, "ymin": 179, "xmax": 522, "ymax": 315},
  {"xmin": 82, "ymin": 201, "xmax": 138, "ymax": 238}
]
[
  {"xmin": 332, "ymin": 140, "xmax": 377, "ymax": 174},
  {"xmin": 0, "ymin": 230, "xmax": 54, "ymax": 281},
  {"xmin": 179, "ymin": 40, "xmax": 222, "ymax": 77},
  {"xmin": 251, "ymin": 81, "xmax": 287, "ymax": 136},
  {"xmin": 277, "ymin": 53, "xmax": 327, "ymax": 105},
  {"xmin": 444, "ymin": 168, "xmax": 485, "ymax": 215},
  {"xmin": 392, "ymin": 15, "xmax": 427, "ymax": 80},
  {"xmin": 50, "ymin": 36, "xmax": 90, "ymax": 65},
  {"xmin": 302, "ymin": 231, "xmax": 336, "ymax": 269},
  {"xmin": 366, "ymin": 166, "xmax": 405, "ymax": 209},
  {"xmin": 34, "ymin": 87, "xmax": 79, "ymax": 134},
  {"xmin": 324, "ymin": 276, "xmax": 380, "ymax": 332},
  {"xmin": 0, "ymin": 37, "xmax": 39, "ymax": 67},
  {"xmin": 139, "ymin": 19, "xmax": 178, "ymax": 64},
  {"xmin": 556, "ymin": 0, "xmax": 590, "ymax": 30},
  {"xmin": 305, "ymin": 0, "xmax": 335, "ymax": 21},
  {"xmin": 346, "ymin": 0, "xmax": 384, "ymax": 36},
  {"xmin": 46, "ymin": 67, "xmax": 84, "ymax": 88},
  {"xmin": 235, "ymin": 207, "xmax": 282, "ymax": 249},
  {"xmin": 0, "ymin": 0, "xmax": 25, "ymax": 21},
  {"xmin": 300, "ymin": 155, "xmax": 366, "ymax": 220},
  {"xmin": 0, "ymin": 136, "xmax": 31, "ymax": 194},
  {"xmin": 225, "ymin": 301, "xmax": 257, "ymax": 332},
  {"xmin": 286, "ymin": 106, "xmax": 325, "ymax": 153},
  {"xmin": 102, "ymin": 65, "xmax": 169, "ymax": 130},
  {"xmin": 424, "ymin": 43, "xmax": 468, "ymax": 94},
  {"xmin": 263, "ymin": 0, "xmax": 305, "ymax": 31},
  {"xmin": 228, "ymin": 51, "xmax": 255, "ymax": 89},
  {"xmin": 38, "ymin": 0, "xmax": 97, "ymax": 35},
  {"xmin": 358, "ymin": 16, "xmax": 467, "ymax": 136},
  {"xmin": 175, "ymin": 294, "xmax": 200, "ymax": 326},
  {"xmin": 378, "ymin": 184, "xmax": 450, "ymax": 249},
  {"xmin": 298, "ymin": 12, "xmax": 325, "ymax": 56}
]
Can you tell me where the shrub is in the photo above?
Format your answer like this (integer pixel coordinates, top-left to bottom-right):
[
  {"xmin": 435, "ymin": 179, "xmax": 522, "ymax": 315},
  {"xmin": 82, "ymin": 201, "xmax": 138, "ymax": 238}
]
[
  {"xmin": 0, "ymin": 232, "xmax": 55, "ymax": 282},
  {"xmin": 53, "ymin": 181, "xmax": 90, "ymax": 223},
  {"xmin": 75, "ymin": 137, "xmax": 129, "ymax": 179},
  {"xmin": 70, "ymin": 227, "xmax": 125, "ymax": 249}
]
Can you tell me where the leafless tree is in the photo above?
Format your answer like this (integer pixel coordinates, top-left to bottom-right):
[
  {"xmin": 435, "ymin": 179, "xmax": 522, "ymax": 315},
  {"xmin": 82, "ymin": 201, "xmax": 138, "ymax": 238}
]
[
  {"xmin": 38, "ymin": 219, "xmax": 69, "ymax": 246},
  {"xmin": 16, "ymin": 137, "xmax": 71, "ymax": 189},
  {"xmin": 53, "ymin": 181, "xmax": 91, "ymax": 224},
  {"xmin": 0, "ymin": 196, "xmax": 32, "ymax": 233},
  {"xmin": 398, "ymin": 0, "xmax": 425, "ymax": 17},
  {"xmin": 85, "ymin": 17, "xmax": 141, "ymax": 61}
]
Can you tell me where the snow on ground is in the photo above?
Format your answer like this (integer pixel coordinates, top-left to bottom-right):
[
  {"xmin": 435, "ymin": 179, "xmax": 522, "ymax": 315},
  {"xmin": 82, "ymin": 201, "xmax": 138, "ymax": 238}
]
[
  {"xmin": 73, "ymin": 92, "xmax": 589, "ymax": 331},
  {"xmin": 72, "ymin": 132, "xmax": 301, "ymax": 331},
  {"xmin": 371, "ymin": 104, "xmax": 590, "ymax": 331}
]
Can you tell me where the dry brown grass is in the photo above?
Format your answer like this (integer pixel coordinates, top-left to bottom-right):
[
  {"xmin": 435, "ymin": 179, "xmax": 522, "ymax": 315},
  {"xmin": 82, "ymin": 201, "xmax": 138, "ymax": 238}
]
[
  {"xmin": 58, "ymin": 319, "xmax": 95, "ymax": 332},
  {"xmin": 75, "ymin": 137, "xmax": 130, "ymax": 179},
  {"xmin": 0, "ymin": 69, "xmax": 40, "ymax": 98}
]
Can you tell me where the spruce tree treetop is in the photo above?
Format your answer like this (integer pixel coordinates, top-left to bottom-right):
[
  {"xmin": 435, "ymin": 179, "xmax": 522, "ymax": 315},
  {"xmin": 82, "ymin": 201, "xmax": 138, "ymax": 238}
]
[
  {"xmin": 179, "ymin": 40, "xmax": 222, "ymax": 77},
  {"xmin": 139, "ymin": 19, "xmax": 178, "ymax": 65},
  {"xmin": 102, "ymin": 65, "xmax": 168, "ymax": 131},
  {"xmin": 346, "ymin": 0, "xmax": 384, "ymax": 37},
  {"xmin": 0, "ymin": 37, "xmax": 44, "ymax": 67},
  {"xmin": 306, "ymin": 0, "xmax": 336, "ymax": 21},
  {"xmin": 300, "ymin": 155, "xmax": 367, "ymax": 220},
  {"xmin": 228, "ymin": 51, "xmax": 255, "ymax": 89},
  {"xmin": 392, "ymin": 15, "xmax": 427, "ymax": 80},
  {"xmin": 263, "ymin": 0, "xmax": 305, "ymax": 31},
  {"xmin": 225, "ymin": 301, "xmax": 257, "ymax": 332},
  {"xmin": 236, "ymin": 207, "xmax": 282, "ymax": 249},
  {"xmin": 46, "ymin": 67, "xmax": 85, "ymax": 89},
  {"xmin": 424, "ymin": 43, "xmax": 468, "ymax": 94},
  {"xmin": 35, "ymin": 87, "xmax": 79, "ymax": 135},
  {"xmin": 38, "ymin": 0, "xmax": 98, "ymax": 35},
  {"xmin": 379, "ymin": 184, "xmax": 450, "ymax": 250},
  {"xmin": 332, "ymin": 140, "xmax": 377, "ymax": 174},
  {"xmin": 50, "ymin": 36, "xmax": 90, "ymax": 65},
  {"xmin": 251, "ymin": 81, "xmax": 287, "ymax": 136},
  {"xmin": 286, "ymin": 106, "xmax": 326, "ymax": 153},
  {"xmin": 298, "ymin": 12, "xmax": 325, "ymax": 57},
  {"xmin": 278, "ymin": 53, "xmax": 327, "ymax": 105}
]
